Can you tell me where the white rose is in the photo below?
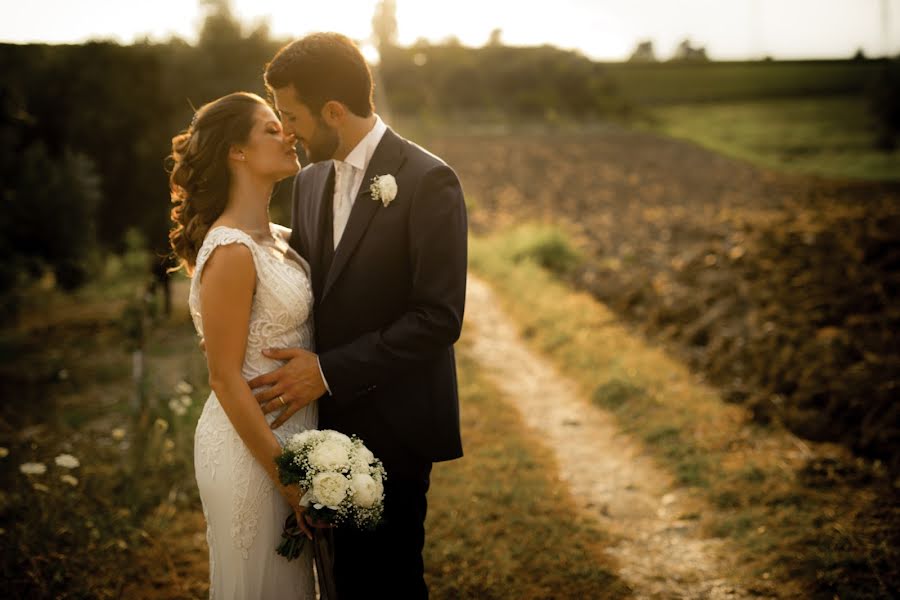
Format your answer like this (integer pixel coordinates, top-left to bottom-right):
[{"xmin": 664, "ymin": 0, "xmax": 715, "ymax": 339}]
[
  {"xmin": 371, "ymin": 174, "xmax": 398, "ymax": 207},
  {"xmin": 54, "ymin": 454, "xmax": 80, "ymax": 469},
  {"xmin": 308, "ymin": 439, "xmax": 350, "ymax": 471},
  {"xmin": 355, "ymin": 446, "xmax": 375, "ymax": 465},
  {"xmin": 324, "ymin": 430, "xmax": 353, "ymax": 446},
  {"xmin": 349, "ymin": 473, "xmax": 379, "ymax": 508},
  {"xmin": 312, "ymin": 472, "xmax": 350, "ymax": 508}
]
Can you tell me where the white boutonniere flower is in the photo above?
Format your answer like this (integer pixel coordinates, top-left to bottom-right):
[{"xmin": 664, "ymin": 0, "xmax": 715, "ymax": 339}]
[{"xmin": 369, "ymin": 174, "xmax": 397, "ymax": 207}]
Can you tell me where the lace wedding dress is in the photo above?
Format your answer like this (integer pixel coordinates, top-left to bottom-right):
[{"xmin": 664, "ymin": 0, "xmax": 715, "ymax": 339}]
[{"xmin": 190, "ymin": 225, "xmax": 317, "ymax": 599}]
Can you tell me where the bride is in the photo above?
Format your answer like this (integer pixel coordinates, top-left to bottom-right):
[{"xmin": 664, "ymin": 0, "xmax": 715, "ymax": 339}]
[{"xmin": 168, "ymin": 91, "xmax": 317, "ymax": 598}]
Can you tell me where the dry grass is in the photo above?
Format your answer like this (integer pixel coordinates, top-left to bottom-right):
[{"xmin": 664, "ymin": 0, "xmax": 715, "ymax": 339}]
[
  {"xmin": 1, "ymin": 260, "xmax": 631, "ymax": 598},
  {"xmin": 424, "ymin": 340, "xmax": 630, "ymax": 599}
]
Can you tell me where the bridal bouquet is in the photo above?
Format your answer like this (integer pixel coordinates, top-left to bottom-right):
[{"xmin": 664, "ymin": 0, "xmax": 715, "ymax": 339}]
[{"xmin": 275, "ymin": 429, "xmax": 386, "ymax": 560}]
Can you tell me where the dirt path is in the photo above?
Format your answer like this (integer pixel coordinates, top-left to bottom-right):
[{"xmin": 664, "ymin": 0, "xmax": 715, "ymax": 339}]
[{"xmin": 465, "ymin": 275, "xmax": 764, "ymax": 600}]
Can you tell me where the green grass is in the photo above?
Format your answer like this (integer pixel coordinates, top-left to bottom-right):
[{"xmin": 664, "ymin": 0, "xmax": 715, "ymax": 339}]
[
  {"xmin": 424, "ymin": 339, "xmax": 630, "ymax": 599},
  {"xmin": 650, "ymin": 95, "xmax": 900, "ymax": 181},
  {"xmin": 470, "ymin": 224, "xmax": 898, "ymax": 599},
  {"xmin": 604, "ymin": 60, "xmax": 880, "ymax": 104}
]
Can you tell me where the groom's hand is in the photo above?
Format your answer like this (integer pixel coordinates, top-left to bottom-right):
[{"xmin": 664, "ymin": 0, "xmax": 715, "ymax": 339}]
[{"xmin": 249, "ymin": 347, "xmax": 326, "ymax": 429}]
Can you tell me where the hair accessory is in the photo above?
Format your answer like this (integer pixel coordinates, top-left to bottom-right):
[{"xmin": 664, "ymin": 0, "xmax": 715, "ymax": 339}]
[{"xmin": 190, "ymin": 112, "xmax": 199, "ymax": 129}]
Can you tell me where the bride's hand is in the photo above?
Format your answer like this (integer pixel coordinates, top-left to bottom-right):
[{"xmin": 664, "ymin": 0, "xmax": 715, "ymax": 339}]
[{"xmin": 279, "ymin": 484, "xmax": 313, "ymax": 540}]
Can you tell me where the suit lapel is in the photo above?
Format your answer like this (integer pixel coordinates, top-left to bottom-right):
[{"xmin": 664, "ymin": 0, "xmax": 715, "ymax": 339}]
[
  {"xmin": 321, "ymin": 128, "xmax": 406, "ymax": 301},
  {"xmin": 308, "ymin": 162, "xmax": 335, "ymax": 302}
]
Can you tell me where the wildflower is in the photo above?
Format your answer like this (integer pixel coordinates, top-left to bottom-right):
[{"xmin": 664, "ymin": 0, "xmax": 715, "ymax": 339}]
[
  {"xmin": 154, "ymin": 418, "xmax": 169, "ymax": 432},
  {"xmin": 60, "ymin": 474, "xmax": 79, "ymax": 486},
  {"xmin": 54, "ymin": 454, "xmax": 80, "ymax": 469},
  {"xmin": 168, "ymin": 398, "xmax": 187, "ymax": 416},
  {"xmin": 111, "ymin": 428, "xmax": 126, "ymax": 441},
  {"xmin": 19, "ymin": 462, "xmax": 47, "ymax": 475},
  {"xmin": 175, "ymin": 380, "xmax": 193, "ymax": 394},
  {"xmin": 0, "ymin": 447, "xmax": 8, "ymax": 458}
]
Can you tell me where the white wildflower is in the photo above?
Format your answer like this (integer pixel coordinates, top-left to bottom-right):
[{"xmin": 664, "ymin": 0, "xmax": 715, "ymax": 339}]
[
  {"xmin": 32, "ymin": 482, "xmax": 50, "ymax": 492},
  {"xmin": 111, "ymin": 428, "xmax": 126, "ymax": 441},
  {"xmin": 0, "ymin": 447, "xmax": 8, "ymax": 458},
  {"xmin": 54, "ymin": 454, "xmax": 80, "ymax": 469},
  {"xmin": 163, "ymin": 438, "xmax": 175, "ymax": 451},
  {"xmin": 175, "ymin": 380, "xmax": 194, "ymax": 394},
  {"xmin": 154, "ymin": 418, "xmax": 169, "ymax": 432},
  {"xmin": 178, "ymin": 394, "xmax": 192, "ymax": 408},
  {"xmin": 19, "ymin": 462, "xmax": 47, "ymax": 475},
  {"xmin": 60, "ymin": 474, "xmax": 79, "ymax": 486},
  {"xmin": 168, "ymin": 398, "xmax": 187, "ymax": 416}
]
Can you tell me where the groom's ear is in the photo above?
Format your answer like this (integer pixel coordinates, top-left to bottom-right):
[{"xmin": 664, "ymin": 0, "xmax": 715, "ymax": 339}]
[{"xmin": 320, "ymin": 100, "xmax": 346, "ymax": 127}]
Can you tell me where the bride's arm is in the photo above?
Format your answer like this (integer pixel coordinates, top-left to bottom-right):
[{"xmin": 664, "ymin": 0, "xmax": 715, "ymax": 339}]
[{"xmin": 199, "ymin": 243, "xmax": 311, "ymax": 536}]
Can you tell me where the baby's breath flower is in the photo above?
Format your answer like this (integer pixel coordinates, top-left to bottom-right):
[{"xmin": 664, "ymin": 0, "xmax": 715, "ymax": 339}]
[
  {"xmin": 54, "ymin": 454, "xmax": 80, "ymax": 469},
  {"xmin": 19, "ymin": 462, "xmax": 46, "ymax": 475}
]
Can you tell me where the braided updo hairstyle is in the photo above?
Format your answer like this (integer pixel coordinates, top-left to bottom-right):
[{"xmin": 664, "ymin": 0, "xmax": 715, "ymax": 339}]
[{"xmin": 168, "ymin": 92, "xmax": 267, "ymax": 273}]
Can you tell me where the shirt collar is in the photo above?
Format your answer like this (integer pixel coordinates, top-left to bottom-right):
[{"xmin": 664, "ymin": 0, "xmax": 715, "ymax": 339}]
[{"xmin": 341, "ymin": 114, "xmax": 387, "ymax": 173}]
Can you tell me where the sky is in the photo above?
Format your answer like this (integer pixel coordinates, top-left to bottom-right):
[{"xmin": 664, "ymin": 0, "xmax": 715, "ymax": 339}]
[{"xmin": 1, "ymin": 0, "xmax": 898, "ymax": 61}]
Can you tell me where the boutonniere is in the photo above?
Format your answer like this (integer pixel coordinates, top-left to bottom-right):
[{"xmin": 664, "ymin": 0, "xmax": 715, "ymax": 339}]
[{"xmin": 369, "ymin": 174, "xmax": 397, "ymax": 207}]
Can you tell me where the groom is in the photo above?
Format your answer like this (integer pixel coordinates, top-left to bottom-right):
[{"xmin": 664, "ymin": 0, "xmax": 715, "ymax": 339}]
[{"xmin": 249, "ymin": 33, "xmax": 467, "ymax": 598}]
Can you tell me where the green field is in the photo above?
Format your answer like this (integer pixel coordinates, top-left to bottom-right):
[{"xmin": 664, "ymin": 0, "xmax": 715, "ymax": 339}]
[
  {"xmin": 604, "ymin": 60, "xmax": 881, "ymax": 104},
  {"xmin": 648, "ymin": 95, "xmax": 899, "ymax": 181}
]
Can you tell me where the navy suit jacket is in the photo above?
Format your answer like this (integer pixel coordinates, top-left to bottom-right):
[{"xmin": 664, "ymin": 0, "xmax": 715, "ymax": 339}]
[{"xmin": 288, "ymin": 127, "xmax": 466, "ymax": 472}]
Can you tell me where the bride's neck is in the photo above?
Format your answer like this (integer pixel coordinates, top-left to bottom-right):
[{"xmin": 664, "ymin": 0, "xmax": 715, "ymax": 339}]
[{"xmin": 222, "ymin": 172, "xmax": 273, "ymax": 232}]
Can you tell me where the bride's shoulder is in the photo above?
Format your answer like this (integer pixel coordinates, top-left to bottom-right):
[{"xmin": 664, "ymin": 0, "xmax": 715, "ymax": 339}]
[{"xmin": 194, "ymin": 225, "xmax": 256, "ymax": 276}]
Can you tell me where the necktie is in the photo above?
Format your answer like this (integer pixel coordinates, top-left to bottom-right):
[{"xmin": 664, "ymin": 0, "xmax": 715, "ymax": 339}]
[{"xmin": 333, "ymin": 161, "xmax": 354, "ymax": 249}]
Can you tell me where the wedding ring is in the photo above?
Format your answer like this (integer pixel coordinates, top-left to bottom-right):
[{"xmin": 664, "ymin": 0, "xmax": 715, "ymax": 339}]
[{"xmin": 278, "ymin": 396, "xmax": 286, "ymax": 407}]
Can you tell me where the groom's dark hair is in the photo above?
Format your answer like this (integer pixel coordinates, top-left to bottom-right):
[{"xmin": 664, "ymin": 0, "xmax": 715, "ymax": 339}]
[{"xmin": 265, "ymin": 33, "xmax": 374, "ymax": 118}]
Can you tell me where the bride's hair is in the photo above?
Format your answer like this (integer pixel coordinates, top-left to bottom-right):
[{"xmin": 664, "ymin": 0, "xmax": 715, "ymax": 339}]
[{"xmin": 167, "ymin": 92, "xmax": 266, "ymax": 273}]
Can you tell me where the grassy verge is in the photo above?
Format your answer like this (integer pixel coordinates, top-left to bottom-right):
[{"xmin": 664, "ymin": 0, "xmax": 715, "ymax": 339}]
[
  {"xmin": 470, "ymin": 224, "xmax": 898, "ymax": 599},
  {"xmin": 0, "ymin": 261, "xmax": 207, "ymax": 598},
  {"xmin": 648, "ymin": 95, "xmax": 900, "ymax": 181},
  {"xmin": 424, "ymin": 337, "xmax": 630, "ymax": 599}
]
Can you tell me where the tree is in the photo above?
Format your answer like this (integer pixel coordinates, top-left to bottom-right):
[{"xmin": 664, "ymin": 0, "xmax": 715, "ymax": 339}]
[
  {"xmin": 372, "ymin": 0, "xmax": 398, "ymax": 52},
  {"xmin": 487, "ymin": 28, "xmax": 503, "ymax": 47},
  {"xmin": 671, "ymin": 38, "xmax": 708, "ymax": 62},
  {"xmin": 628, "ymin": 40, "xmax": 657, "ymax": 63}
]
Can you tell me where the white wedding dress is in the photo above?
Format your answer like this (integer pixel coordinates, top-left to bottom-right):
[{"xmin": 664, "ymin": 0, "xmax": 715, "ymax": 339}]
[{"xmin": 190, "ymin": 225, "xmax": 317, "ymax": 599}]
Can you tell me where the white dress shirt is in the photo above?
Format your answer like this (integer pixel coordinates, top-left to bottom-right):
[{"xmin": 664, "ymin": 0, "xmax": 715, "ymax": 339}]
[
  {"xmin": 331, "ymin": 115, "xmax": 388, "ymax": 249},
  {"xmin": 318, "ymin": 115, "xmax": 388, "ymax": 392}
]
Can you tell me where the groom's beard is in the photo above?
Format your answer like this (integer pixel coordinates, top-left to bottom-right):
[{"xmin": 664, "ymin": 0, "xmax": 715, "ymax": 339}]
[{"xmin": 305, "ymin": 117, "xmax": 340, "ymax": 163}]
